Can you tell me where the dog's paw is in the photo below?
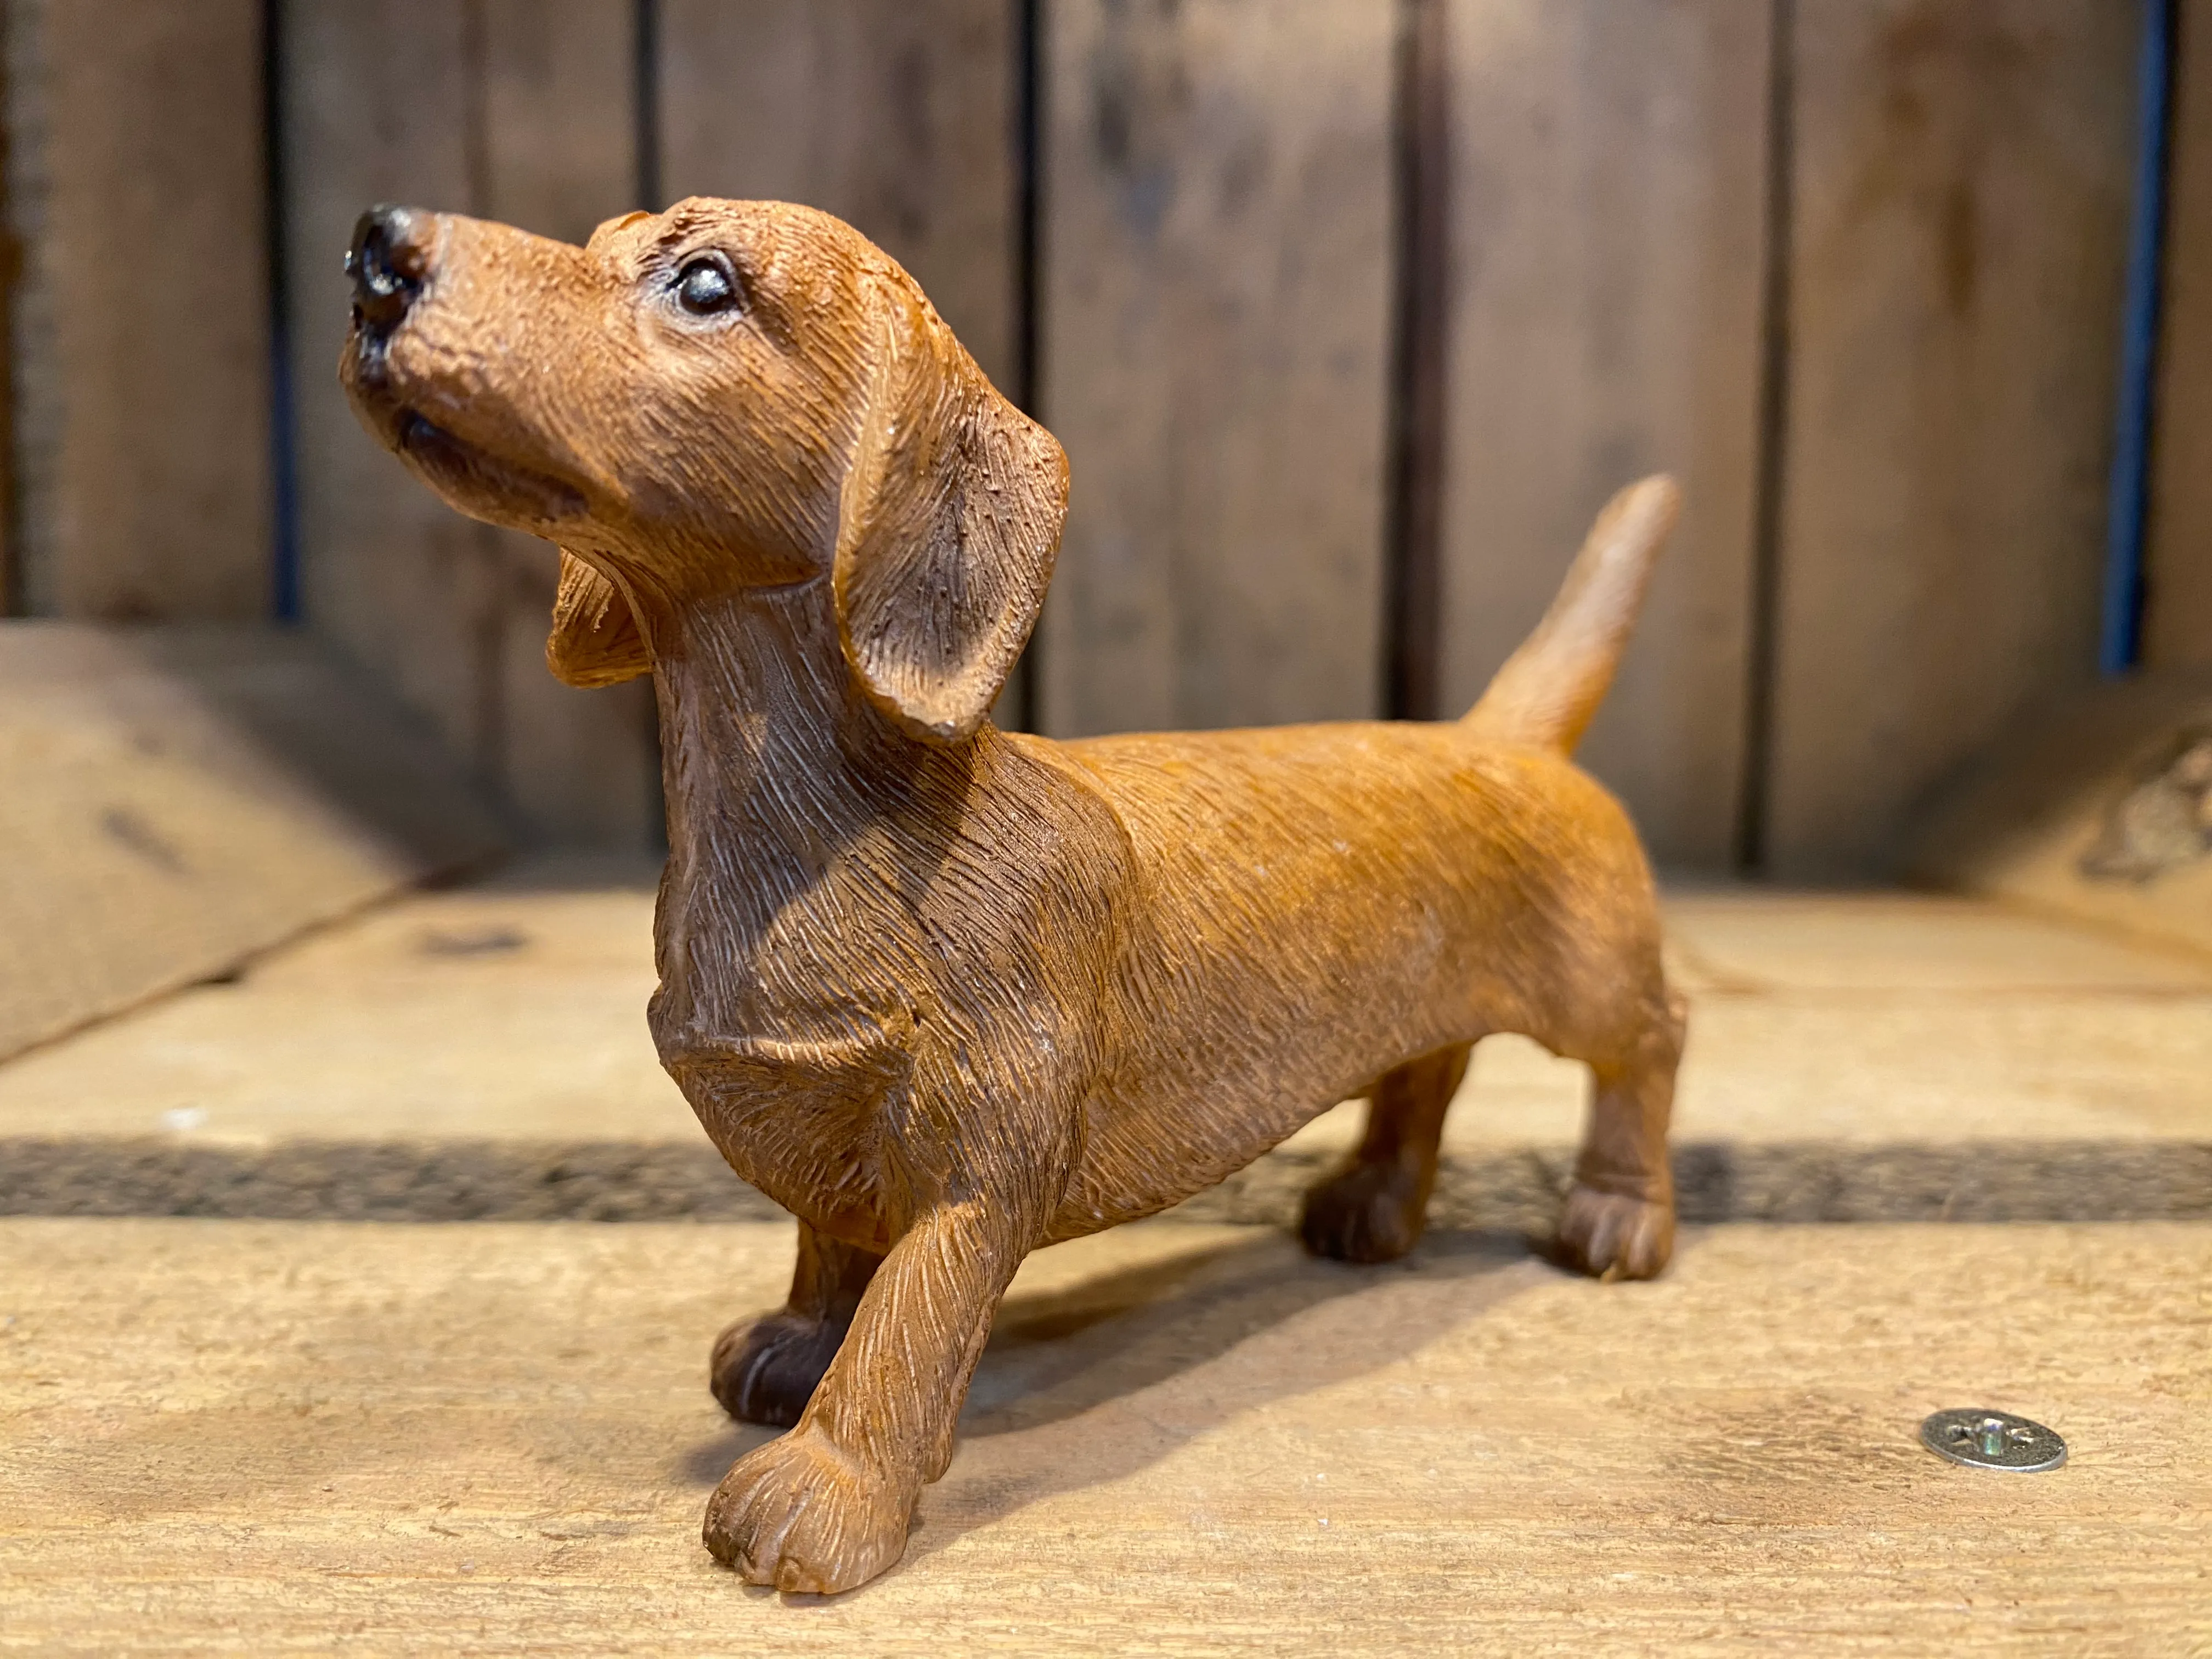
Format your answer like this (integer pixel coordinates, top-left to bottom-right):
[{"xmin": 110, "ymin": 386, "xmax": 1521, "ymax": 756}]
[
  {"xmin": 1555, "ymin": 1181, "xmax": 1674, "ymax": 1281},
  {"xmin": 703, "ymin": 1430, "xmax": 914, "ymax": 1594},
  {"xmin": 1299, "ymin": 1160, "xmax": 1425, "ymax": 1264},
  {"xmin": 710, "ymin": 1311, "xmax": 848, "ymax": 1428}
]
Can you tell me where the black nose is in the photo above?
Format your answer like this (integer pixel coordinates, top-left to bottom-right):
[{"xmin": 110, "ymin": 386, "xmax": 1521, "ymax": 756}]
[{"xmin": 346, "ymin": 204, "xmax": 431, "ymax": 330}]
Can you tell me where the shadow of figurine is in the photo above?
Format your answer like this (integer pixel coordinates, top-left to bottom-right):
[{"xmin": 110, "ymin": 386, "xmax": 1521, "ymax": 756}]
[
  {"xmin": 675, "ymin": 1222, "xmax": 1606, "ymax": 1598},
  {"xmin": 907, "ymin": 1227, "xmax": 1574, "ymax": 1570}
]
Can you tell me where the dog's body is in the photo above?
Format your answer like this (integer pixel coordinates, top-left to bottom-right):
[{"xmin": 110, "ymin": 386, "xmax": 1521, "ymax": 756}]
[
  {"xmin": 657, "ymin": 627, "xmax": 1668, "ymax": 1245},
  {"xmin": 342, "ymin": 197, "xmax": 1683, "ymax": 1594}
]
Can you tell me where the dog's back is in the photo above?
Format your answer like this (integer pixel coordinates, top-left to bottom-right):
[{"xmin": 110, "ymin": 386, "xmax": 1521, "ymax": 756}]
[{"xmin": 1026, "ymin": 479, "xmax": 1683, "ymax": 1237}]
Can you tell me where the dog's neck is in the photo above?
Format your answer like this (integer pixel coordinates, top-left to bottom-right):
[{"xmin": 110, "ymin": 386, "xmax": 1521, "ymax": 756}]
[{"xmin": 645, "ymin": 578, "xmax": 984, "ymax": 879}]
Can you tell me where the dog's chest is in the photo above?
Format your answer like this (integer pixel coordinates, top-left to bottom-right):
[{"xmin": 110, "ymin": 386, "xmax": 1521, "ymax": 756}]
[{"xmin": 646, "ymin": 853, "xmax": 928, "ymax": 1226}]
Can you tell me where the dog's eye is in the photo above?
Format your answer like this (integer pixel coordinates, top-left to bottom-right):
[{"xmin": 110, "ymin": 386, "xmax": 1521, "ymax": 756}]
[{"xmin": 674, "ymin": 256, "xmax": 742, "ymax": 317}]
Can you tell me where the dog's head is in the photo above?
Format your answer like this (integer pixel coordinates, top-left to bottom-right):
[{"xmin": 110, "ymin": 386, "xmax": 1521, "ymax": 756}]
[{"xmin": 339, "ymin": 198, "xmax": 1066, "ymax": 743}]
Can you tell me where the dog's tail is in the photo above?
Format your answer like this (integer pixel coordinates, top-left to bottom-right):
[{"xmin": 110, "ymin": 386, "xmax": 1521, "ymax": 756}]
[{"xmin": 1460, "ymin": 475, "xmax": 1680, "ymax": 756}]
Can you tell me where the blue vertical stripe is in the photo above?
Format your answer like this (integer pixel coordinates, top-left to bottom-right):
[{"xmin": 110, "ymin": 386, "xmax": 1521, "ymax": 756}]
[
  {"xmin": 264, "ymin": 0, "xmax": 301, "ymax": 622},
  {"xmin": 2103, "ymin": 0, "xmax": 2175, "ymax": 675},
  {"xmin": 269, "ymin": 318, "xmax": 300, "ymax": 622}
]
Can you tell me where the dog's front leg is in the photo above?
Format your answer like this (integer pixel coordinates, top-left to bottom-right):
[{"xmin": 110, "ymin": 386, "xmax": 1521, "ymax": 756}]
[{"xmin": 702, "ymin": 1199, "xmax": 1023, "ymax": 1593}]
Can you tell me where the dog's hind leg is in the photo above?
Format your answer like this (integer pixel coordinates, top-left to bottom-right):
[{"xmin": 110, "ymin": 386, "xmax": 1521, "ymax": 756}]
[
  {"xmin": 1552, "ymin": 981, "xmax": 1685, "ymax": 1282},
  {"xmin": 1298, "ymin": 1043, "xmax": 1473, "ymax": 1264},
  {"xmin": 710, "ymin": 1222, "xmax": 883, "ymax": 1428}
]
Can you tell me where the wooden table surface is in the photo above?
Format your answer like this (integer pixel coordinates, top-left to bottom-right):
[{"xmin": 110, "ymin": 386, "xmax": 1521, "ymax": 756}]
[
  {"xmin": 2, "ymin": 1217, "xmax": 2206, "ymax": 1655},
  {"xmin": 2, "ymin": 879, "xmax": 2208, "ymax": 1650},
  {"xmin": 5, "ymin": 879, "xmax": 2208, "ymax": 1226}
]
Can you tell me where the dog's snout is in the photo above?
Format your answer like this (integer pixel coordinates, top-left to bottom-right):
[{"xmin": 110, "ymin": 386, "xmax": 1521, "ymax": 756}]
[{"xmin": 346, "ymin": 204, "xmax": 431, "ymax": 331}]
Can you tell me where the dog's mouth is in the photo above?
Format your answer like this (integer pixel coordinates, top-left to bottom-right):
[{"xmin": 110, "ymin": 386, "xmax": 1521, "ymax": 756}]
[
  {"xmin": 343, "ymin": 315, "xmax": 588, "ymax": 528},
  {"xmin": 391, "ymin": 407, "xmax": 586, "ymax": 526}
]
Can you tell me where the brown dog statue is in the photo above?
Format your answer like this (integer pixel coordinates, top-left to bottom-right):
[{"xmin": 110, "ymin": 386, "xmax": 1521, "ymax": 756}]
[{"xmin": 341, "ymin": 198, "xmax": 1685, "ymax": 1594}]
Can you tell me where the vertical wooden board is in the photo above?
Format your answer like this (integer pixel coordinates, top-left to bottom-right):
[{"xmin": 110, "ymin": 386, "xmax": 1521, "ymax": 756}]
[
  {"xmin": 495, "ymin": 551, "xmax": 658, "ymax": 848},
  {"xmin": 283, "ymin": 0, "xmax": 488, "ymax": 772},
  {"xmin": 1765, "ymin": 0, "xmax": 2138, "ymax": 878},
  {"xmin": 1434, "ymin": 0, "xmax": 1770, "ymax": 869},
  {"xmin": 1039, "ymin": 0, "xmax": 1395, "ymax": 735},
  {"xmin": 2146, "ymin": 0, "xmax": 2212, "ymax": 669},
  {"xmin": 1, "ymin": 0, "xmax": 46, "ymax": 619},
  {"xmin": 14, "ymin": 0, "xmax": 270, "ymax": 619},
  {"xmin": 0, "ymin": 622, "xmax": 507, "ymax": 1063},
  {"xmin": 479, "ymin": 0, "xmax": 638, "ymax": 247},
  {"xmin": 478, "ymin": 0, "xmax": 658, "ymax": 848},
  {"xmin": 657, "ymin": 0, "xmax": 1017, "ymax": 390},
  {"xmin": 285, "ymin": 1, "xmax": 655, "ymax": 848}
]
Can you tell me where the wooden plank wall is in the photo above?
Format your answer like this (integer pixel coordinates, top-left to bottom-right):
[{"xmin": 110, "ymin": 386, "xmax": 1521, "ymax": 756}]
[
  {"xmin": 281, "ymin": 0, "xmax": 658, "ymax": 850},
  {"xmin": 1434, "ymin": 0, "xmax": 1771, "ymax": 868},
  {"xmin": 657, "ymin": 1, "xmax": 1018, "ymax": 394},
  {"xmin": 2147, "ymin": 0, "xmax": 2212, "ymax": 670},
  {"xmin": 2, "ymin": 0, "xmax": 269, "ymax": 620},
  {"xmin": 1036, "ymin": 0, "xmax": 1396, "ymax": 734},
  {"xmin": 1762, "ymin": 0, "xmax": 2140, "ymax": 878},
  {"xmin": 10, "ymin": 2, "xmax": 2186, "ymax": 872}
]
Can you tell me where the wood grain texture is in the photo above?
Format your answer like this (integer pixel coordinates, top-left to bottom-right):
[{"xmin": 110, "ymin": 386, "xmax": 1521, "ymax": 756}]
[
  {"xmin": 1435, "ymin": 0, "xmax": 1771, "ymax": 870},
  {"xmin": 15, "ymin": 1132, "xmax": 2212, "ymax": 1231},
  {"xmin": 1037, "ymin": 0, "xmax": 1395, "ymax": 735},
  {"xmin": 0, "ymin": 3, "xmax": 24, "ymax": 614},
  {"xmin": 0, "ymin": 623, "xmax": 504, "ymax": 1062},
  {"xmin": 4, "ymin": 0, "xmax": 269, "ymax": 619},
  {"xmin": 8, "ymin": 882, "xmax": 2210, "ymax": 1224},
  {"xmin": 477, "ymin": 0, "xmax": 660, "ymax": 848},
  {"xmin": 282, "ymin": 0, "xmax": 657, "ymax": 848},
  {"xmin": 1765, "ymin": 0, "xmax": 2138, "ymax": 878},
  {"xmin": 2145, "ymin": 0, "xmax": 2212, "ymax": 669},
  {"xmin": 656, "ymin": 0, "xmax": 1017, "ymax": 391},
  {"xmin": 284, "ymin": 0, "xmax": 495, "ymax": 772},
  {"xmin": 2, "ymin": 1218, "xmax": 2207, "ymax": 1654}
]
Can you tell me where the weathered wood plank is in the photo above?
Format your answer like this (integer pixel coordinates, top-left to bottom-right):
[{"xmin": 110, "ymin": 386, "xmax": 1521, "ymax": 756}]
[
  {"xmin": 1434, "ymin": 0, "xmax": 1771, "ymax": 869},
  {"xmin": 3, "ymin": 1220, "xmax": 2208, "ymax": 1651},
  {"xmin": 0, "ymin": 4, "xmax": 20, "ymax": 615},
  {"xmin": 282, "ymin": 1, "xmax": 657, "ymax": 848},
  {"xmin": 656, "ymin": 0, "xmax": 1017, "ymax": 390},
  {"xmin": 9, "ymin": 879, "xmax": 2210, "ymax": 1220},
  {"xmin": 1765, "ymin": 0, "xmax": 2138, "ymax": 878},
  {"xmin": 477, "ymin": 1, "xmax": 660, "ymax": 848},
  {"xmin": 4, "ymin": 0, "xmax": 269, "ymax": 619},
  {"xmin": 0, "ymin": 623, "xmax": 504, "ymax": 1062},
  {"xmin": 2145, "ymin": 0, "xmax": 2212, "ymax": 669},
  {"xmin": 478, "ymin": 1, "xmax": 639, "ymax": 249},
  {"xmin": 1037, "ymin": 0, "xmax": 1395, "ymax": 735},
  {"xmin": 283, "ymin": 0, "xmax": 489, "ymax": 772}
]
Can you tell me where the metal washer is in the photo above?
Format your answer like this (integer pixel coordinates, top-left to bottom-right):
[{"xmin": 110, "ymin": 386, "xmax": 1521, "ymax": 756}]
[{"xmin": 1920, "ymin": 1408, "xmax": 2067, "ymax": 1472}]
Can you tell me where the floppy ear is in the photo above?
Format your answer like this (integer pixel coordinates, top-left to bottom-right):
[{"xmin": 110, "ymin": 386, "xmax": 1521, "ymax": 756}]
[
  {"xmin": 832, "ymin": 273, "xmax": 1068, "ymax": 743},
  {"xmin": 546, "ymin": 550, "xmax": 652, "ymax": 687}
]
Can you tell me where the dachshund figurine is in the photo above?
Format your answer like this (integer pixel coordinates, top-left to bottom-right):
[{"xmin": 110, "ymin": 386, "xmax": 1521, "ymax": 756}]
[{"xmin": 342, "ymin": 197, "xmax": 1685, "ymax": 1594}]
